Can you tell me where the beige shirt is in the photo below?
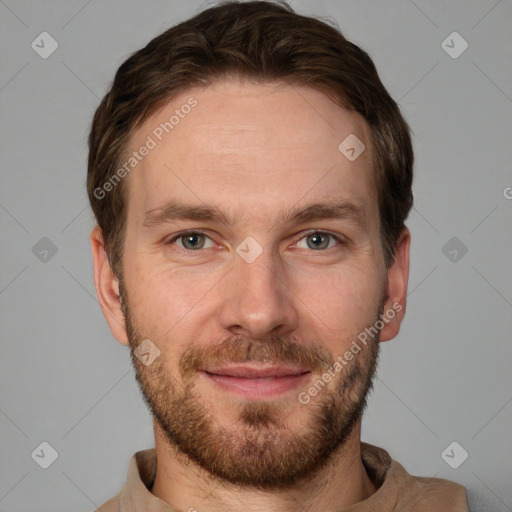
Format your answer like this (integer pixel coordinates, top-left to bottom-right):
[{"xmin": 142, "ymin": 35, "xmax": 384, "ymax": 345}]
[{"xmin": 95, "ymin": 442, "xmax": 468, "ymax": 511}]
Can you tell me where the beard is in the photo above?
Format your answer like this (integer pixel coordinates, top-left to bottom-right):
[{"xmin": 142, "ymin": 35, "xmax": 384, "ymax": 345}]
[{"xmin": 119, "ymin": 280, "xmax": 382, "ymax": 490}]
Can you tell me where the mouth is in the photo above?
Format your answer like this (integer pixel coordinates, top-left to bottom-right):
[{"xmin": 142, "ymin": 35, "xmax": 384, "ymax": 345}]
[{"xmin": 201, "ymin": 364, "xmax": 311, "ymax": 398}]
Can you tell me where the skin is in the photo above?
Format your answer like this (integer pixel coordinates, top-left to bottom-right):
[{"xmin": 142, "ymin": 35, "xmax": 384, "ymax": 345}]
[{"xmin": 91, "ymin": 78, "xmax": 410, "ymax": 512}]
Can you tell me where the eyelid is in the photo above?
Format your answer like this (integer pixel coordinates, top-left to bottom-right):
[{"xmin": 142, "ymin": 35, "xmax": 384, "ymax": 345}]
[
  {"xmin": 164, "ymin": 229, "xmax": 347, "ymax": 251},
  {"xmin": 293, "ymin": 230, "xmax": 346, "ymax": 249},
  {"xmin": 165, "ymin": 230, "xmax": 216, "ymax": 249}
]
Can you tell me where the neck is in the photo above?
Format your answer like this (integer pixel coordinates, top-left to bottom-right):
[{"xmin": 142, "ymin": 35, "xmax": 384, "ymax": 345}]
[{"xmin": 150, "ymin": 419, "xmax": 377, "ymax": 512}]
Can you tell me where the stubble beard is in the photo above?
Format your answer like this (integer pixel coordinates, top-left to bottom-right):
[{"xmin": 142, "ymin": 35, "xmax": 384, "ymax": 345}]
[{"xmin": 119, "ymin": 280, "xmax": 382, "ymax": 490}]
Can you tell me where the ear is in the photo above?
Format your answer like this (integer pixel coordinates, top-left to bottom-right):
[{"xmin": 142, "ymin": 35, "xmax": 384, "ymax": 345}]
[
  {"xmin": 379, "ymin": 227, "xmax": 410, "ymax": 342},
  {"xmin": 90, "ymin": 225, "xmax": 129, "ymax": 346}
]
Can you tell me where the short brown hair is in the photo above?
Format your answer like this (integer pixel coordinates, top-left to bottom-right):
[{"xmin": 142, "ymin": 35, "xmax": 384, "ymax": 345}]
[{"xmin": 87, "ymin": 0, "xmax": 413, "ymax": 278}]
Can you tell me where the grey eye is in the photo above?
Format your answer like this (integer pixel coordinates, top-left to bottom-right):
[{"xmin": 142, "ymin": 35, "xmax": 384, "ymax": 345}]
[
  {"xmin": 303, "ymin": 232, "xmax": 335, "ymax": 250},
  {"xmin": 180, "ymin": 233, "xmax": 206, "ymax": 250},
  {"xmin": 294, "ymin": 231, "xmax": 341, "ymax": 251}
]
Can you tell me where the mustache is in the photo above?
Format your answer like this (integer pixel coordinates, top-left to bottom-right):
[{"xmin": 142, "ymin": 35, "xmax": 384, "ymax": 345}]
[{"xmin": 179, "ymin": 335, "xmax": 334, "ymax": 379}]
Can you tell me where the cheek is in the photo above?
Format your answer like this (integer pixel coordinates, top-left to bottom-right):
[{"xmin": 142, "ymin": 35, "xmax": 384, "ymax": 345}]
[
  {"xmin": 294, "ymin": 264, "xmax": 383, "ymax": 334},
  {"xmin": 125, "ymin": 257, "xmax": 223, "ymax": 338}
]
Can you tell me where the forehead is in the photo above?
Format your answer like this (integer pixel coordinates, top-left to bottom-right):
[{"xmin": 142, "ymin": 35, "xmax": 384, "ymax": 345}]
[{"xmin": 124, "ymin": 79, "xmax": 376, "ymax": 226}]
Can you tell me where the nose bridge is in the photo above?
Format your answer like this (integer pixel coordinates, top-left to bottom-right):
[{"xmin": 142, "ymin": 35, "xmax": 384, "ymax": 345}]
[
  {"xmin": 240, "ymin": 252, "xmax": 279, "ymax": 302},
  {"xmin": 219, "ymin": 246, "xmax": 298, "ymax": 338}
]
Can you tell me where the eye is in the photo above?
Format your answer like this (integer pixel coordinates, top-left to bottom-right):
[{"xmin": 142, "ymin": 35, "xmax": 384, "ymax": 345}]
[
  {"xmin": 295, "ymin": 231, "xmax": 342, "ymax": 250},
  {"xmin": 167, "ymin": 231, "xmax": 215, "ymax": 250}
]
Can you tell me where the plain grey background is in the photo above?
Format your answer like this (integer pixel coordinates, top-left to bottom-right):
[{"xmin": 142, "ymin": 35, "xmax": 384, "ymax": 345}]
[{"xmin": 1, "ymin": 0, "xmax": 511, "ymax": 510}]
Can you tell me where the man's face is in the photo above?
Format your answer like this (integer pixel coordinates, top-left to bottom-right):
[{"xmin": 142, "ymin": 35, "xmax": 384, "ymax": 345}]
[{"xmin": 107, "ymin": 79, "xmax": 400, "ymax": 488}]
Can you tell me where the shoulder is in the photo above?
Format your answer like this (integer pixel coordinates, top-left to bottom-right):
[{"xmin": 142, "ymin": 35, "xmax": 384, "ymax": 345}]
[
  {"xmin": 94, "ymin": 492, "xmax": 122, "ymax": 512},
  {"xmin": 360, "ymin": 442, "xmax": 468, "ymax": 511},
  {"xmin": 390, "ymin": 459, "xmax": 469, "ymax": 511}
]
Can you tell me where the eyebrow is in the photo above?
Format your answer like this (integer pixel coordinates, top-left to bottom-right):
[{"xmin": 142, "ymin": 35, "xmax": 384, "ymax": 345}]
[{"xmin": 143, "ymin": 199, "xmax": 368, "ymax": 232}]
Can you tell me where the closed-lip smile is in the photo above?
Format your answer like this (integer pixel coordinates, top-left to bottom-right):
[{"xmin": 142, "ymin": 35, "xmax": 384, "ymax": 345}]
[{"xmin": 201, "ymin": 364, "xmax": 311, "ymax": 398}]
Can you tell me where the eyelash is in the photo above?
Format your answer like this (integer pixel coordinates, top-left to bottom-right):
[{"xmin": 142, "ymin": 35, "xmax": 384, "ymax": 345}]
[{"xmin": 165, "ymin": 230, "xmax": 345, "ymax": 252}]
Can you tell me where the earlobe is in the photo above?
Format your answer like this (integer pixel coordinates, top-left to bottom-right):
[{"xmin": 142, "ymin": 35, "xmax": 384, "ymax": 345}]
[
  {"xmin": 379, "ymin": 228, "xmax": 410, "ymax": 342},
  {"xmin": 90, "ymin": 226, "xmax": 130, "ymax": 346}
]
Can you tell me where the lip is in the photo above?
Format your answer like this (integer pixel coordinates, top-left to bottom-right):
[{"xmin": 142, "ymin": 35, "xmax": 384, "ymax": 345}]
[
  {"xmin": 203, "ymin": 364, "xmax": 310, "ymax": 378},
  {"xmin": 201, "ymin": 364, "xmax": 311, "ymax": 398}
]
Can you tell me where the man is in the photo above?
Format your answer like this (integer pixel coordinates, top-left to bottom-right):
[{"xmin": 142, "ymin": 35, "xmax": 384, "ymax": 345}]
[{"xmin": 88, "ymin": 1, "xmax": 468, "ymax": 510}]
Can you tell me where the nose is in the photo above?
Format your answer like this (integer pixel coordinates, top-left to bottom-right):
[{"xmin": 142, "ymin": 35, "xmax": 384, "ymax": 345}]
[{"xmin": 218, "ymin": 248, "xmax": 299, "ymax": 339}]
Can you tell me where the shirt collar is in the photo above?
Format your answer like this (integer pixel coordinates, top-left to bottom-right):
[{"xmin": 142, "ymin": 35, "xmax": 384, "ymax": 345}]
[{"xmin": 117, "ymin": 442, "xmax": 396, "ymax": 512}]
